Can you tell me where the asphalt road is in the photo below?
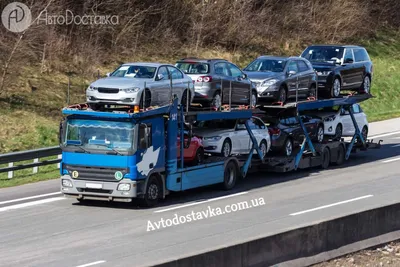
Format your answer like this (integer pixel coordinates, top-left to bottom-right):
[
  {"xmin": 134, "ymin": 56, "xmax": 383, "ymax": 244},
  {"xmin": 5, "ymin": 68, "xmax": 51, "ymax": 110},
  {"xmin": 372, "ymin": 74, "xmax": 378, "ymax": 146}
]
[{"xmin": 0, "ymin": 121, "xmax": 399, "ymax": 267}]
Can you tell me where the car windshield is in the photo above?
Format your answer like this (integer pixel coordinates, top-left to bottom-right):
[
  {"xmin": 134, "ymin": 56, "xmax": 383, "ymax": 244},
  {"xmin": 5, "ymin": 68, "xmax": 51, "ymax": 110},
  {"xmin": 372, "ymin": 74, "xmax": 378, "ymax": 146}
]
[
  {"xmin": 193, "ymin": 119, "xmax": 236, "ymax": 129},
  {"xmin": 244, "ymin": 59, "xmax": 286, "ymax": 72},
  {"xmin": 301, "ymin": 47, "xmax": 344, "ymax": 63},
  {"xmin": 63, "ymin": 119, "xmax": 135, "ymax": 153},
  {"xmin": 175, "ymin": 62, "xmax": 210, "ymax": 74},
  {"xmin": 110, "ymin": 65, "xmax": 156, "ymax": 78}
]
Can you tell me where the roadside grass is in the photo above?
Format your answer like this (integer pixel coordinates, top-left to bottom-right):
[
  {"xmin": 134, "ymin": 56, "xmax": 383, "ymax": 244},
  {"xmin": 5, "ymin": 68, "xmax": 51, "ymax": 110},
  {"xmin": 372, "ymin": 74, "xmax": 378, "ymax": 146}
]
[{"xmin": 0, "ymin": 156, "xmax": 60, "ymax": 188}]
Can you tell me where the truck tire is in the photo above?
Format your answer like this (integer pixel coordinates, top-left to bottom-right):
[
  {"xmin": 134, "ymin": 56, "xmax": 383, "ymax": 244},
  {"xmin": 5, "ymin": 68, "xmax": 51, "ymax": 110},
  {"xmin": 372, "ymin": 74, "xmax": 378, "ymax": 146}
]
[
  {"xmin": 321, "ymin": 147, "xmax": 331, "ymax": 169},
  {"xmin": 335, "ymin": 143, "xmax": 345, "ymax": 166},
  {"xmin": 140, "ymin": 174, "xmax": 161, "ymax": 207},
  {"xmin": 221, "ymin": 161, "xmax": 238, "ymax": 190}
]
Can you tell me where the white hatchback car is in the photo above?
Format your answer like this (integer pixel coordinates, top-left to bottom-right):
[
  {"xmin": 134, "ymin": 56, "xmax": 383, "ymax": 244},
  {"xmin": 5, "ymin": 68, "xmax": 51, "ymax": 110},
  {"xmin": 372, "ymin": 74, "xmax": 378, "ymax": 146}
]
[
  {"xmin": 313, "ymin": 103, "xmax": 369, "ymax": 141},
  {"xmin": 193, "ymin": 117, "xmax": 271, "ymax": 158}
]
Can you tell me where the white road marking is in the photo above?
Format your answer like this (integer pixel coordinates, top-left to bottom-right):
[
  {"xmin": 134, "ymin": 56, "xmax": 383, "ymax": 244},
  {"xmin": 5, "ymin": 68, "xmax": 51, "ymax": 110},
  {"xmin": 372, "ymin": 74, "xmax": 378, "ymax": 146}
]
[
  {"xmin": 369, "ymin": 131, "xmax": 400, "ymax": 139},
  {"xmin": 391, "ymin": 144, "xmax": 400, "ymax": 147},
  {"xmin": 154, "ymin": 192, "xmax": 248, "ymax": 213},
  {"xmin": 0, "ymin": 192, "xmax": 61, "ymax": 205},
  {"xmin": 381, "ymin": 157, "xmax": 400, "ymax": 163},
  {"xmin": 289, "ymin": 195, "xmax": 373, "ymax": 216},
  {"xmin": 0, "ymin": 197, "xmax": 64, "ymax": 212},
  {"xmin": 76, "ymin": 261, "xmax": 106, "ymax": 267}
]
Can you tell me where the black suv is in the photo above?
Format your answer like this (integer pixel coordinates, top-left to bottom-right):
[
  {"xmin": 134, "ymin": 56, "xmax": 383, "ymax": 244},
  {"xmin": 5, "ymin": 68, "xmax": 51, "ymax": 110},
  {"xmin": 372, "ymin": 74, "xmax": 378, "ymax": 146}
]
[{"xmin": 300, "ymin": 45, "xmax": 373, "ymax": 98}]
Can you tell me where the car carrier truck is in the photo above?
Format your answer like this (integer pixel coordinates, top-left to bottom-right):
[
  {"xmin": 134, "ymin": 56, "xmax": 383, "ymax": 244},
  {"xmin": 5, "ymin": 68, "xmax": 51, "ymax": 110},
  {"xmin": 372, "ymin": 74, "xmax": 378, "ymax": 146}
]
[{"xmin": 59, "ymin": 93, "xmax": 381, "ymax": 207}]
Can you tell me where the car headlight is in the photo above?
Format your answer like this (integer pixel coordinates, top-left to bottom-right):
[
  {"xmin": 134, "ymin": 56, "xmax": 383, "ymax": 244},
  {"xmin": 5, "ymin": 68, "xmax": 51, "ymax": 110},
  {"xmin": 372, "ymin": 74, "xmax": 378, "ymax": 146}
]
[
  {"xmin": 62, "ymin": 179, "xmax": 73, "ymax": 188},
  {"xmin": 203, "ymin": 136, "xmax": 222, "ymax": 141},
  {"xmin": 87, "ymin": 85, "xmax": 97, "ymax": 91},
  {"xmin": 261, "ymin": 79, "xmax": 279, "ymax": 88},
  {"xmin": 123, "ymin": 87, "xmax": 140, "ymax": 93},
  {"xmin": 324, "ymin": 115, "xmax": 336, "ymax": 122},
  {"xmin": 117, "ymin": 183, "xmax": 131, "ymax": 191},
  {"xmin": 316, "ymin": 71, "xmax": 332, "ymax": 76}
]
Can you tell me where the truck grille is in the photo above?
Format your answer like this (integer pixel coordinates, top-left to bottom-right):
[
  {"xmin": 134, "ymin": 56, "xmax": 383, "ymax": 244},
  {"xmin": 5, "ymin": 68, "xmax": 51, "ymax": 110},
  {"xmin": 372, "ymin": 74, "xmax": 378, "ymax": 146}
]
[
  {"xmin": 97, "ymin": 87, "xmax": 119, "ymax": 94},
  {"xmin": 64, "ymin": 164, "xmax": 128, "ymax": 182}
]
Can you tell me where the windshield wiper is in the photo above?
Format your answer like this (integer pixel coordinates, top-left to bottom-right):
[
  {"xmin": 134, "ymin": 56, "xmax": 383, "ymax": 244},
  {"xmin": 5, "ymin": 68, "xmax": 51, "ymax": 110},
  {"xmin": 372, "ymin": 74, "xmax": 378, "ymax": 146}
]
[
  {"xmin": 95, "ymin": 144, "xmax": 124, "ymax": 155},
  {"xmin": 69, "ymin": 145, "xmax": 90, "ymax": 154}
]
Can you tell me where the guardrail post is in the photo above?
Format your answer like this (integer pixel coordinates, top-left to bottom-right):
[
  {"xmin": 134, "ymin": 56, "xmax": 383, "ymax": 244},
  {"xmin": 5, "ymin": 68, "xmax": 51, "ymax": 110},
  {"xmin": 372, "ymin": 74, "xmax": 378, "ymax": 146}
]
[
  {"xmin": 8, "ymin": 162, "xmax": 13, "ymax": 179},
  {"xmin": 57, "ymin": 154, "xmax": 62, "ymax": 168},
  {"xmin": 33, "ymin": 158, "xmax": 39, "ymax": 173}
]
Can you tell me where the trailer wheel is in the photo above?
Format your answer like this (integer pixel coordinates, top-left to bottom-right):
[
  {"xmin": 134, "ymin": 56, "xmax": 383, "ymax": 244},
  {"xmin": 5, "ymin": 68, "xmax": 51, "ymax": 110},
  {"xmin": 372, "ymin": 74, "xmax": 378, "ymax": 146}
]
[
  {"xmin": 141, "ymin": 175, "xmax": 161, "ymax": 207},
  {"xmin": 321, "ymin": 147, "xmax": 331, "ymax": 169},
  {"xmin": 335, "ymin": 143, "xmax": 345, "ymax": 166},
  {"xmin": 222, "ymin": 161, "xmax": 238, "ymax": 190}
]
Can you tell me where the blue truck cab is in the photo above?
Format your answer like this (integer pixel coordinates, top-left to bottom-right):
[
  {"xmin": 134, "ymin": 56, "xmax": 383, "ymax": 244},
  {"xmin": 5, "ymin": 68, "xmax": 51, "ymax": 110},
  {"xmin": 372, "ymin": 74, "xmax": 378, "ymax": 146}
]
[{"xmin": 59, "ymin": 98, "xmax": 264, "ymax": 206}]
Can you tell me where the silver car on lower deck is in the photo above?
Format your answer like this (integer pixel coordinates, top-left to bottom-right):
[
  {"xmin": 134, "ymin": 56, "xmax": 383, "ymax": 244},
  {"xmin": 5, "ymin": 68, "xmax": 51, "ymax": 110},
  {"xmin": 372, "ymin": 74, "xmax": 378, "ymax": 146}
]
[{"xmin": 86, "ymin": 62, "xmax": 194, "ymax": 108}]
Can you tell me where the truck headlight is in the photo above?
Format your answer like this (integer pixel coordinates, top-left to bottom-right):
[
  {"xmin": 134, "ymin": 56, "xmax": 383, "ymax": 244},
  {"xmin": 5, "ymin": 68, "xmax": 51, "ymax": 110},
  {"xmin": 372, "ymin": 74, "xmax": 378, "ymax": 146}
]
[
  {"xmin": 117, "ymin": 183, "xmax": 131, "ymax": 191},
  {"xmin": 62, "ymin": 179, "xmax": 73, "ymax": 188},
  {"xmin": 123, "ymin": 87, "xmax": 140, "ymax": 93}
]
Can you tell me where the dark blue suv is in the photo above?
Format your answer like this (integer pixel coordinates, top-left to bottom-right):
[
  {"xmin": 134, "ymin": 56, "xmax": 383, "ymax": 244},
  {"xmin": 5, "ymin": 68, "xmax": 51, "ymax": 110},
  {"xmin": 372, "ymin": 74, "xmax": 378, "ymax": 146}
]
[{"xmin": 300, "ymin": 45, "xmax": 373, "ymax": 98}]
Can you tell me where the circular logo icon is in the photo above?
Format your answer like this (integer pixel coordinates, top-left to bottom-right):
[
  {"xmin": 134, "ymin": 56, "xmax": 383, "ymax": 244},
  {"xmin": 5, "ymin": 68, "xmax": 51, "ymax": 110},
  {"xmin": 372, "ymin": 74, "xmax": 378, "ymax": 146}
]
[
  {"xmin": 2, "ymin": 2, "xmax": 32, "ymax": 33},
  {"xmin": 71, "ymin": 171, "xmax": 79, "ymax": 178},
  {"xmin": 114, "ymin": 171, "xmax": 123, "ymax": 180}
]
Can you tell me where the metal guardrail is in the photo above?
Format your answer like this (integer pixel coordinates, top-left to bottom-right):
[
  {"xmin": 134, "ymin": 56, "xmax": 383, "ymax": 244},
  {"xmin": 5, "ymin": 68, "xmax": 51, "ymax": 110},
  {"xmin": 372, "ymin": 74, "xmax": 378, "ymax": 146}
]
[{"xmin": 0, "ymin": 146, "xmax": 62, "ymax": 178}]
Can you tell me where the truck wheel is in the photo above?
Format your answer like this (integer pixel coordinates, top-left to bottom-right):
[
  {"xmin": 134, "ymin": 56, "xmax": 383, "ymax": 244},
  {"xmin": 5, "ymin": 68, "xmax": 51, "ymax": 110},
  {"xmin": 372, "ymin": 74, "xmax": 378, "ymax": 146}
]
[
  {"xmin": 321, "ymin": 147, "xmax": 331, "ymax": 169},
  {"xmin": 141, "ymin": 175, "xmax": 161, "ymax": 207},
  {"xmin": 221, "ymin": 161, "xmax": 238, "ymax": 190},
  {"xmin": 335, "ymin": 143, "xmax": 345, "ymax": 166}
]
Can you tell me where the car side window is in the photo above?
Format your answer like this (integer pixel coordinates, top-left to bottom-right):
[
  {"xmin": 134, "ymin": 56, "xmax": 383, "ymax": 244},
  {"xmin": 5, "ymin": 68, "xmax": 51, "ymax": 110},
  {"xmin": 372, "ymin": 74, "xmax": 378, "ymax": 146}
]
[
  {"xmin": 214, "ymin": 62, "xmax": 230, "ymax": 76},
  {"xmin": 352, "ymin": 104, "xmax": 360, "ymax": 113},
  {"xmin": 353, "ymin": 48, "xmax": 370, "ymax": 62},
  {"xmin": 297, "ymin": 60, "xmax": 309, "ymax": 72},
  {"xmin": 252, "ymin": 118, "xmax": 266, "ymax": 129},
  {"xmin": 139, "ymin": 123, "xmax": 152, "ymax": 149},
  {"xmin": 227, "ymin": 63, "xmax": 243, "ymax": 78},
  {"xmin": 157, "ymin": 66, "xmax": 169, "ymax": 80},
  {"xmin": 167, "ymin": 66, "xmax": 184, "ymax": 79},
  {"xmin": 287, "ymin": 61, "xmax": 298, "ymax": 73},
  {"xmin": 343, "ymin": 49, "xmax": 354, "ymax": 62}
]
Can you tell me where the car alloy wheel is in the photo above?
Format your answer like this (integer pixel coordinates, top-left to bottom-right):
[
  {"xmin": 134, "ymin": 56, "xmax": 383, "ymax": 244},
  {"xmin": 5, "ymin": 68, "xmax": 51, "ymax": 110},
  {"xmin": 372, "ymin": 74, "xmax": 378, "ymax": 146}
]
[
  {"xmin": 363, "ymin": 76, "xmax": 370, "ymax": 94},
  {"xmin": 335, "ymin": 124, "xmax": 342, "ymax": 141},
  {"xmin": 260, "ymin": 141, "xmax": 267, "ymax": 158},
  {"xmin": 332, "ymin": 78, "xmax": 341, "ymax": 97},
  {"xmin": 213, "ymin": 94, "xmax": 222, "ymax": 109},
  {"xmin": 278, "ymin": 87, "xmax": 286, "ymax": 103},
  {"xmin": 222, "ymin": 139, "xmax": 231, "ymax": 157},
  {"xmin": 285, "ymin": 139, "xmax": 292, "ymax": 156},
  {"xmin": 251, "ymin": 92, "xmax": 257, "ymax": 107},
  {"xmin": 317, "ymin": 126, "xmax": 324, "ymax": 143},
  {"xmin": 361, "ymin": 126, "xmax": 368, "ymax": 141}
]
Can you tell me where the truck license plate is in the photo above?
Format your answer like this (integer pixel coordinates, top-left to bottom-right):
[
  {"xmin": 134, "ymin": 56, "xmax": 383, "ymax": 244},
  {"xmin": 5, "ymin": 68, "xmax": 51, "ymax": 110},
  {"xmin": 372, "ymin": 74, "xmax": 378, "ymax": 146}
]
[{"xmin": 86, "ymin": 183, "xmax": 102, "ymax": 189}]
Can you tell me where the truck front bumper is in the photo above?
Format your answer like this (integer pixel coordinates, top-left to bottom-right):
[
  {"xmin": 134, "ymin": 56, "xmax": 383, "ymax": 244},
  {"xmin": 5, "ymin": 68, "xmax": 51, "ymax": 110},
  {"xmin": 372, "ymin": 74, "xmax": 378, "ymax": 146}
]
[{"xmin": 60, "ymin": 175, "xmax": 143, "ymax": 202}]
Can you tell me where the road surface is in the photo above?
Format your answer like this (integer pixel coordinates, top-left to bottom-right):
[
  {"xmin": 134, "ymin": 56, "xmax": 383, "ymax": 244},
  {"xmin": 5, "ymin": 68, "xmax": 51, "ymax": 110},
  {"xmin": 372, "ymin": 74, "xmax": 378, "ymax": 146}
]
[{"xmin": 0, "ymin": 120, "xmax": 399, "ymax": 267}]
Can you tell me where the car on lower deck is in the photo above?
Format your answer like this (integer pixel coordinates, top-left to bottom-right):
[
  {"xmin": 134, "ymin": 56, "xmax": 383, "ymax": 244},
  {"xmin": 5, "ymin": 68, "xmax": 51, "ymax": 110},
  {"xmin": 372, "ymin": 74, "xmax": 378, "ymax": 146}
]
[
  {"xmin": 255, "ymin": 114, "xmax": 324, "ymax": 156},
  {"xmin": 300, "ymin": 45, "xmax": 373, "ymax": 98},
  {"xmin": 307, "ymin": 103, "xmax": 369, "ymax": 141},
  {"xmin": 192, "ymin": 117, "xmax": 271, "ymax": 158},
  {"xmin": 176, "ymin": 127, "xmax": 204, "ymax": 166},
  {"xmin": 243, "ymin": 56, "xmax": 317, "ymax": 104},
  {"xmin": 175, "ymin": 58, "xmax": 257, "ymax": 109}
]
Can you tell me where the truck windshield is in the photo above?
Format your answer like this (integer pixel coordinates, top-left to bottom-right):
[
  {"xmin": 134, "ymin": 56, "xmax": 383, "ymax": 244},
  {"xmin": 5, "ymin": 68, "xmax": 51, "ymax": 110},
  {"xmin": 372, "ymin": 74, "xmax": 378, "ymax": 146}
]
[{"xmin": 62, "ymin": 119, "xmax": 135, "ymax": 154}]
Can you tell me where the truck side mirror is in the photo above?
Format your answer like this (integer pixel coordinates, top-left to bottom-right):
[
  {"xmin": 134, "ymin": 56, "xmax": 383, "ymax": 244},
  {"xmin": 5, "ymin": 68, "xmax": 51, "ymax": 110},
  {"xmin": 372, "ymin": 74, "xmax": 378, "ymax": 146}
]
[
  {"xmin": 139, "ymin": 123, "xmax": 151, "ymax": 149},
  {"xmin": 59, "ymin": 119, "xmax": 65, "ymax": 145}
]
